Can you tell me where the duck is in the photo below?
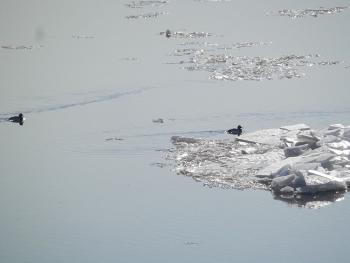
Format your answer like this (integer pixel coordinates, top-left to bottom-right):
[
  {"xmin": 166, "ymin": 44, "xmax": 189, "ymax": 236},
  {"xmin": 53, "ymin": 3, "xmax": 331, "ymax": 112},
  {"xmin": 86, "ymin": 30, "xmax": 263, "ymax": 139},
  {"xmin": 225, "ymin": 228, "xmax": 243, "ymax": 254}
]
[
  {"xmin": 226, "ymin": 125, "xmax": 242, "ymax": 136},
  {"xmin": 8, "ymin": 113, "xmax": 24, "ymax": 125},
  {"xmin": 165, "ymin": 29, "xmax": 171, "ymax": 38}
]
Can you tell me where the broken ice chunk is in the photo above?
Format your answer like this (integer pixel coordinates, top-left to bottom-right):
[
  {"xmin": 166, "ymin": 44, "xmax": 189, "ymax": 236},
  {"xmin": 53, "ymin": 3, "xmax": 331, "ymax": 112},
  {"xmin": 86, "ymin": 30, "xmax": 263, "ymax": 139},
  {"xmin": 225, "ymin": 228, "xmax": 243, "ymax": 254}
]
[
  {"xmin": 273, "ymin": 164, "xmax": 292, "ymax": 177},
  {"xmin": 236, "ymin": 128, "xmax": 283, "ymax": 146},
  {"xmin": 241, "ymin": 147, "xmax": 258, "ymax": 154},
  {"xmin": 295, "ymin": 130, "xmax": 320, "ymax": 148},
  {"xmin": 320, "ymin": 135, "xmax": 341, "ymax": 144},
  {"xmin": 292, "ymin": 171, "xmax": 307, "ymax": 188},
  {"xmin": 296, "ymin": 181, "xmax": 347, "ymax": 194},
  {"xmin": 271, "ymin": 172, "xmax": 306, "ymax": 193},
  {"xmin": 328, "ymin": 140, "xmax": 350, "ymax": 150},
  {"xmin": 171, "ymin": 136, "xmax": 201, "ymax": 144},
  {"xmin": 256, "ymin": 156, "xmax": 302, "ymax": 178},
  {"xmin": 308, "ymin": 169, "xmax": 344, "ymax": 182},
  {"xmin": 343, "ymin": 128, "xmax": 350, "ymax": 140},
  {"xmin": 280, "ymin": 186, "xmax": 294, "ymax": 194},
  {"xmin": 324, "ymin": 128, "xmax": 343, "ymax": 137},
  {"xmin": 280, "ymin": 123, "xmax": 310, "ymax": 131},
  {"xmin": 271, "ymin": 174, "xmax": 296, "ymax": 192},
  {"xmin": 328, "ymin": 124, "xmax": 345, "ymax": 130},
  {"xmin": 292, "ymin": 162, "xmax": 321, "ymax": 171},
  {"xmin": 302, "ymin": 153, "xmax": 336, "ymax": 168},
  {"xmin": 329, "ymin": 156, "xmax": 350, "ymax": 167},
  {"xmin": 284, "ymin": 144, "xmax": 310, "ymax": 157}
]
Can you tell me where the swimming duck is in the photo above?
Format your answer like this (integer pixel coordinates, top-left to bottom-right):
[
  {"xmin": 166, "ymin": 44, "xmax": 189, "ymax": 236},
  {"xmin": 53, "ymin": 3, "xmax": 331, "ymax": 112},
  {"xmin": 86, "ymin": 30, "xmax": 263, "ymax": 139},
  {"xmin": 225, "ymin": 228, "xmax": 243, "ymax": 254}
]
[
  {"xmin": 8, "ymin": 113, "xmax": 24, "ymax": 125},
  {"xmin": 227, "ymin": 125, "xmax": 242, "ymax": 136}
]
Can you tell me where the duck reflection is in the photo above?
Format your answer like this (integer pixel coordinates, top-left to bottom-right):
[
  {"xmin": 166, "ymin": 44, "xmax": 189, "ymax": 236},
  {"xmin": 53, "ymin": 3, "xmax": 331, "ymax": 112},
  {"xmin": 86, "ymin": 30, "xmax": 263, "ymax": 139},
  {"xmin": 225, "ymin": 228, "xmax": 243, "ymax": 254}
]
[{"xmin": 273, "ymin": 191, "xmax": 346, "ymax": 209}]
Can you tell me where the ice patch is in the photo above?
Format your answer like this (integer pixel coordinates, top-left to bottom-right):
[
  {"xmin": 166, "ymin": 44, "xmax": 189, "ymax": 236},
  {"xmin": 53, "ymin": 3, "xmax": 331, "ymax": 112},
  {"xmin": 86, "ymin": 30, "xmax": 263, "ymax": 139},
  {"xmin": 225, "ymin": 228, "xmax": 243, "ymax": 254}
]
[
  {"xmin": 190, "ymin": 54, "xmax": 318, "ymax": 81},
  {"xmin": 167, "ymin": 38, "xmax": 341, "ymax": 81},
  {"xmin": 170, "ymin": 49, "xmax": 340, "ymax": 81}
]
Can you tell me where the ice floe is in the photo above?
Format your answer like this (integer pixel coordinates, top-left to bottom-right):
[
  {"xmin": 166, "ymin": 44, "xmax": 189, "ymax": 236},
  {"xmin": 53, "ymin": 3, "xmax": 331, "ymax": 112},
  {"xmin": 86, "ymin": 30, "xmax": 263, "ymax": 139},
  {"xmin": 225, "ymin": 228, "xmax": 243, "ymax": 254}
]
[
  {"xmin": 125, "ymin": 1, "xmax": 169, "ymax": 9},
  {"xmin": 217, "ymin": 41, "xmax": 271, "ymax": 50},
  {"xmin": 125, "ymin": 11, "xmax": 168, "ymax": 19},
  {"xmin": 1, "ymin": 44, "xmax": 43, "ymax": 50},
  {"xmin": 168, "ymin": 123, "xmax": 350, "ymax": 208},
  {"xmin": 160, "ymin": 30, "xmax": 216, "ymax": 38},
  {"xmin": 72, "ymin": 34, "xmax": 95, "ymax": 39},
  {"xmin": 271, "ymin": 7, "xmax": 348, "ymax": 19},
  {"xmin": 194, "ymin": 0, "xmax": 232, "ymax": 2},
  {"xmin": 125, "ymin": 0, "xmax": 169, "ymax": 19},
  {"xmin": 171, "ymin": 42, "xmax": 270, "ymax": 56},
  {"xmin": 120, "ymin": 57, "xmax": 139, "ymax": 62}
]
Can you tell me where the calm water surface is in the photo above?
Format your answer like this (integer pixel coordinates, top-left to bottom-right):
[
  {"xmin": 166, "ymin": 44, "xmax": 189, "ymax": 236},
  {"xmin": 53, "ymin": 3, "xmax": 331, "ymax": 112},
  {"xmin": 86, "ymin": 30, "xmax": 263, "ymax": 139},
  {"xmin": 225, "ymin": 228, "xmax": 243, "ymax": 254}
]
[{"xmin": 1, "ymin": 0, "xmax": 350, "ymax": 262}]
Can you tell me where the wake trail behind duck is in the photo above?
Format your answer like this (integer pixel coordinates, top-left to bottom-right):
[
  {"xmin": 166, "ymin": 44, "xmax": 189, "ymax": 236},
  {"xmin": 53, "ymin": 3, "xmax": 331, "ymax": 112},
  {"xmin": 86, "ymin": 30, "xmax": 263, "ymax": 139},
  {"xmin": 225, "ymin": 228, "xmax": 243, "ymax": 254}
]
[{"xmin": 0, "ymin": 87, "xmax": 153, "ymax": 118}]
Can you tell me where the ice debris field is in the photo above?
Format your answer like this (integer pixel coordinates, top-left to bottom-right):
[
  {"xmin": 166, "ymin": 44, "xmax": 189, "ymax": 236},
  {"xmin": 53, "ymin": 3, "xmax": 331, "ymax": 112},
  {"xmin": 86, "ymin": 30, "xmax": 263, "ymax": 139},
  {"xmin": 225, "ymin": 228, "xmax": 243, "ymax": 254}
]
[{"xmin": 168, "ymin": 123, "xmax": 350, "ymax": 208}]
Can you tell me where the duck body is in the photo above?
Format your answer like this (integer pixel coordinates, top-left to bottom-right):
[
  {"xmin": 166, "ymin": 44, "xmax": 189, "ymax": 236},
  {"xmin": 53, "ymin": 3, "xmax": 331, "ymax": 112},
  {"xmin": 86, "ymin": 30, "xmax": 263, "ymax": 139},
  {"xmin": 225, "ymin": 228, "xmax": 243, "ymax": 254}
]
[
  {"xmin": 227, "ymin": 125, "xmax": 242, "ymax": 136},
  {"xmin": 8, "ymin": 113, "xmax": 24, "ymax": 125}
]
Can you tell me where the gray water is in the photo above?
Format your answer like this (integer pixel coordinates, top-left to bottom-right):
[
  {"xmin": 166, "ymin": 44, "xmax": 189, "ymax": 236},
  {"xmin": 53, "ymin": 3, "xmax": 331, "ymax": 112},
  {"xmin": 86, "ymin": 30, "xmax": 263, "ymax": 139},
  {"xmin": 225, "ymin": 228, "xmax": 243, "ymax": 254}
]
[{"xmin": 1, "ymin": 0, "xmax": 350, "ymax": 262}]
